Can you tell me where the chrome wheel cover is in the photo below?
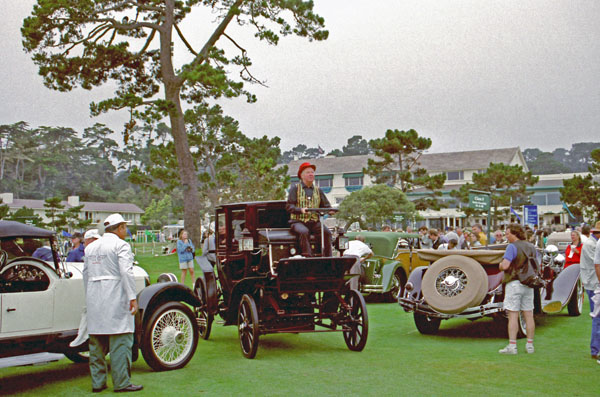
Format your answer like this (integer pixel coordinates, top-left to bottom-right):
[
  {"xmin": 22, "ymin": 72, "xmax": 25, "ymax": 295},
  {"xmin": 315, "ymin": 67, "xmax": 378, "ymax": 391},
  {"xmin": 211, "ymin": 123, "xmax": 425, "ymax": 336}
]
[{"xmin": 435, "ymin": 267, "xmax": 468, "ymax": 297}]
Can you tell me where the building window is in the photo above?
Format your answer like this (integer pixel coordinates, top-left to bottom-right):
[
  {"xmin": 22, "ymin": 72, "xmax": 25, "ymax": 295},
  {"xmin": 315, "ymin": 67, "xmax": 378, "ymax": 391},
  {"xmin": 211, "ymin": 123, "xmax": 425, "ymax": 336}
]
[
  {"xmin": 446, "ymin": 171, "xmax": 464, "ymax": 180},
  {"xmin": 343, "ymin": 172, "xmax": 363, "ymax": 192},
  {"xmin": 335, "ymin": 197, "xmax": 345, "ymax": 204},
  {"xmin": 344, "ymin": 176, "xmax": 363, "ymax": 187},
  {"xmin": 531, "ymin": 194, "xmax": 546, "ymax": 206},
  {"xmin": 547, "ymin": 193, "xmax": 561, "ymax": 205},
  {"xmin": 317, "ymin": 178, "xmax": 332, "ymax": 188}
]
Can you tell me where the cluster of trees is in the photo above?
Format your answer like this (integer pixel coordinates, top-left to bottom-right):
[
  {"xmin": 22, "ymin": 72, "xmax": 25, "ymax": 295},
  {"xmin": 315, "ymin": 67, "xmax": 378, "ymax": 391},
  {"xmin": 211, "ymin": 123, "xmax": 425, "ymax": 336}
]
[{"xmin": 524, "ymin": 143, "xmax": 600, "ymax": 174}]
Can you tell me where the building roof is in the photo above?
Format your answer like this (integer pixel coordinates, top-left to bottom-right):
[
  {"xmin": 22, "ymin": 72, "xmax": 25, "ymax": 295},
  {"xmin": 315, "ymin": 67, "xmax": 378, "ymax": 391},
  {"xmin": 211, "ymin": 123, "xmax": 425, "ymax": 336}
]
[
  {"xmin": 286, "ymin": 147, "xmax": 525, "ymax": 176},
  {"xmin": 6, "ymin": 199, "xmax": 143, "ymax": 214}
]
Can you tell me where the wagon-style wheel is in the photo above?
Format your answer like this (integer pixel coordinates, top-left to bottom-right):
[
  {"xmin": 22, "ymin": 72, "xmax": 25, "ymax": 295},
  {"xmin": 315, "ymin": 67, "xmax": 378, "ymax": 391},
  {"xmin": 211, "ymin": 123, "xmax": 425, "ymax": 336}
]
[
  {"xmin": 194, "ymin": 279, "xmax": 214, "ymax": 340},
  {"xmin": 238, "ymin": 294, "xmax": 260, "ymax": 359},
  {"xmin": 567, "ymin": 278, "xmax": 584, "ymax": 316},
  {"xmin": 343, "ymin": 289, "xmax": 368, "ymax": 351},
  {"xmin": 141, "ymin": 301, "xmax": 199, "ymax": 371}
]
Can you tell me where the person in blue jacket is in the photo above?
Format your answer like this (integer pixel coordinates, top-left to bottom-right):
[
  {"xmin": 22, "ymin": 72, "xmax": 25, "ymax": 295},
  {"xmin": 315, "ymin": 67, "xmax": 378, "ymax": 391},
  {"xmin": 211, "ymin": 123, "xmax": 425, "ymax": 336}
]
[
  {"xmin": 177, "ymin": 229, "xmax": 195, "ymax": 285},
  {"xmin": 66, "ymin": 232, "xmax": 85, "ymax": 262}
]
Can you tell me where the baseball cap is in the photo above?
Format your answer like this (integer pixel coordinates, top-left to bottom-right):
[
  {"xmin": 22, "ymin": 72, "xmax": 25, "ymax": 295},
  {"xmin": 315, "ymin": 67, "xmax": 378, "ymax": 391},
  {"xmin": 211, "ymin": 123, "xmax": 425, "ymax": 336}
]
[
  {"xmin": 84, "ymin": 229, "xmax": 101, "ymax": 240},
  {"xmin": 103, "ymin": 213, "xmax": 131, "ymax": 228}
]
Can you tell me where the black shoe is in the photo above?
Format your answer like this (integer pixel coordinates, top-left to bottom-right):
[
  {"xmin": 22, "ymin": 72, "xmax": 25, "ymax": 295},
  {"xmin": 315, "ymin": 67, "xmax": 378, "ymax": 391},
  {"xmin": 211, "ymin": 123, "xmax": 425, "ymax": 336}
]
[
  {"xmin": 92, "ymin": 385, "xmax": 107, "ymax": 393},
  {"xmin": 115, "ymin": 384, "xmax": 143, "ymax": 393}
]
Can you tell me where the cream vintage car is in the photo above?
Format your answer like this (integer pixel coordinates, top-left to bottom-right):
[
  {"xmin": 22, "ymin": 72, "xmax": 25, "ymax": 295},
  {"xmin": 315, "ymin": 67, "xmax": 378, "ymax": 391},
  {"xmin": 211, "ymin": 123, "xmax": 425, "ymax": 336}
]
[{"xmin": 0, "ymin": 220, "xmax": 200, "ymax": 371}]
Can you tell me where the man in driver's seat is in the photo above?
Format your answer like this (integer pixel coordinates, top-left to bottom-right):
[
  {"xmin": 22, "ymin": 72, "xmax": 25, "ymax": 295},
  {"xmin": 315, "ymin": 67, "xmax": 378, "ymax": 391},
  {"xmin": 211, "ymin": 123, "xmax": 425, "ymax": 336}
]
[{"xmin": 286, "ymin": 162, "xmax": 333, "ymax": 257}]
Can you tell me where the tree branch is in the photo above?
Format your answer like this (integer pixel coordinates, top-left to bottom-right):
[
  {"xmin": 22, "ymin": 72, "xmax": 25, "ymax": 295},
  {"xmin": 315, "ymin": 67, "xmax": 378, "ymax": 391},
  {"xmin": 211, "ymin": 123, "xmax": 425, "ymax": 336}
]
[
  {"xmin": 174, "ymin": 23, "xmax": 198, "ymax": 56},
  {"xmin": 223, "ymin": 33, "xmax": 267, "ymax": 87}
]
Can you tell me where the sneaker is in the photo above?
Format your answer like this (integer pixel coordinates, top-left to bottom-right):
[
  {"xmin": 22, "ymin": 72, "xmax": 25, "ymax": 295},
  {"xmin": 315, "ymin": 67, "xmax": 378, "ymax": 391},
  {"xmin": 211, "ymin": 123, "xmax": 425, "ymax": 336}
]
[
  {"xmin": 526, "ymin": 343, "xmax": 534, "ymax": 354},
  {"xmin": 499, "ymin": 344, "xmax": 517, "ymax": 355}
]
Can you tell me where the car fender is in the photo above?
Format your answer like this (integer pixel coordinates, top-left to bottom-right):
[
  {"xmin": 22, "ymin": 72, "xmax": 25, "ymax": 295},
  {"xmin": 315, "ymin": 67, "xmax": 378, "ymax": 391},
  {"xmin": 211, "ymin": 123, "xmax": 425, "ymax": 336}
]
[
  {"xmin": 380, "ymin": 261, "xmax": 402, "ymax": 292},
  {"xmin": 135, "ymin": 282, "xmax": 201, "ymax": 333},
  {"xmin": 542, "ymin": 263, "xmax": 580, "ymax": 308},
  {"xmin": 405, "ymin": 266, "xmax": 427, "ymax": 296}
]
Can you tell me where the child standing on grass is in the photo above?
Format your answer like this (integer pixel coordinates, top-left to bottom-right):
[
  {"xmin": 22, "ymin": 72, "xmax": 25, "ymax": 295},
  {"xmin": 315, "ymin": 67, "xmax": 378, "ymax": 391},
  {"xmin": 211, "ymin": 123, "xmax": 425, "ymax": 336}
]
[{"xmin": 177, "ymin": 229, "xmax": 195, "ymax": 285}]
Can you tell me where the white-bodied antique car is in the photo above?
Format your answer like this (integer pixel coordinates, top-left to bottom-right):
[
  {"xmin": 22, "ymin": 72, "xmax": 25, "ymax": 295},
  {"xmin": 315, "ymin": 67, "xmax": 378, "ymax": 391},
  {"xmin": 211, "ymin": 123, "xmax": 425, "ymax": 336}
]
[
  {"xmin": 399, "ymin": 245, "xmax": 583, "ymax": 336},
  {"xmin": 0, "ymin": 220, "xmax": 200, "ymax": 371}
]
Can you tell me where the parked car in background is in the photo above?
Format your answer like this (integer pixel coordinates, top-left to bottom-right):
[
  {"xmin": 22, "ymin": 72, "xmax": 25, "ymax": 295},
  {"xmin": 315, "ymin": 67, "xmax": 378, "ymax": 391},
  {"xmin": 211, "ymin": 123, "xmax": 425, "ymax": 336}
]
[
  {"xmin": 345, "ymin": 231, "xmax": 428, "ymax": 301},
  {"xmin": 399, "ymin": 246, "xmax": 582, "ymax": 336},
  {"xmin": 0, "ymin": 220, "xmax": 200, "ymax": 371}
]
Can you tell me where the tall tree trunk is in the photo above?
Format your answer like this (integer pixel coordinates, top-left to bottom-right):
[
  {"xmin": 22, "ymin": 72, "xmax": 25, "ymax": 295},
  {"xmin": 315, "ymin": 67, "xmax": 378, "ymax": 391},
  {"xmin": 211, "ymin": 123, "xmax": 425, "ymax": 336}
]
[{"xmin": 159, "ymin": 1, "xmax": 202, "ymax": 246}]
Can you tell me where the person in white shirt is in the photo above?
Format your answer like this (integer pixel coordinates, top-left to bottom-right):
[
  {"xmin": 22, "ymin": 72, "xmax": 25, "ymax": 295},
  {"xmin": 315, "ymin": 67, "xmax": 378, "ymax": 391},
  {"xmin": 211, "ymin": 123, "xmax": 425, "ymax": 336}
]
[{"xmin": 344, "ymin": 235, "xmax": 373, "ymax": 290}]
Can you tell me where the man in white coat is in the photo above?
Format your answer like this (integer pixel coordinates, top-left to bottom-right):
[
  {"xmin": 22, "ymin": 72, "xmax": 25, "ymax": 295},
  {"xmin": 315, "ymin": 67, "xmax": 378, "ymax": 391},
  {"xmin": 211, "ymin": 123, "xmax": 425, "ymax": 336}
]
[{"xmin": 83, "ymin": 213, "xmax": 142, "ymax": 393}]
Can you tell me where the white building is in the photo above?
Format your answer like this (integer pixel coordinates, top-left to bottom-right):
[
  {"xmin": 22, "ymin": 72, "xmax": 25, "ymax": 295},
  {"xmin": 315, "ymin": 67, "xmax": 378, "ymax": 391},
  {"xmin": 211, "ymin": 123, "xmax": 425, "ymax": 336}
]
[
  {"xmin": 286, "ymin": 147, "xmax": 583, "ymax": 230},
  {"xmin": 0, "ymin": 193, "xmax": 143, "ymax": 228}
]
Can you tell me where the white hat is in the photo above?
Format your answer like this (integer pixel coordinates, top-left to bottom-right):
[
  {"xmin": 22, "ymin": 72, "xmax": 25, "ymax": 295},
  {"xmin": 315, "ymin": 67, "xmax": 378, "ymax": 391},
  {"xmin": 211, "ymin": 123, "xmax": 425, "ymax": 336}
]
[
  {"xmin": 103, "ymin": 213, "xmax": 130, "ymax": 228},
  {"xmin": 84, "ymin": 229, "xmax": 101, "ymax": 240}
]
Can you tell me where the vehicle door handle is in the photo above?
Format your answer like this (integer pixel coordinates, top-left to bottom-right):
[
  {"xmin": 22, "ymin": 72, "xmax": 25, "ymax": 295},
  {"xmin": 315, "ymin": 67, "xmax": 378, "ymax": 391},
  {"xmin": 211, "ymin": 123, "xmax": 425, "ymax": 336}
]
[{"xmin": 7, "ymin": 308, "xmax": 16, "ymax": 312}]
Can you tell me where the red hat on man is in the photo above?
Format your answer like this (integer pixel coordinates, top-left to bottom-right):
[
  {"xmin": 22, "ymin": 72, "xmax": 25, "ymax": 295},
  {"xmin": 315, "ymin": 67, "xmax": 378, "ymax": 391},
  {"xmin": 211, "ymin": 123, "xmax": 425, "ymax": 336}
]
[{"xmin": 297, "ymin": 162, "xmax": 316, "ymax": 178}]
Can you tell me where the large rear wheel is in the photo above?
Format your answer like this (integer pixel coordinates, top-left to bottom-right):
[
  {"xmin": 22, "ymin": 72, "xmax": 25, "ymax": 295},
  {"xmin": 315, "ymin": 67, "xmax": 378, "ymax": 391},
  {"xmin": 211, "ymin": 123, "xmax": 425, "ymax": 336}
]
[
  {"xmin": 238, "ymin": 294, "xmax": 260, "ymax": 359},
  {"xmin": 343, "ymin": 290, "xmax": 369, "ymax": 351}
]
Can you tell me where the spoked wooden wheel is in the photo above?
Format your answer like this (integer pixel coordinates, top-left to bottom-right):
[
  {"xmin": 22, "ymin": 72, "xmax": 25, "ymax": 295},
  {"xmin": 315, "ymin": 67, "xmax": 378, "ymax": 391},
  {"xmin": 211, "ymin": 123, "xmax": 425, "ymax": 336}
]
[
  {"xmin": 343, "ymin": 289, "xmax": 368, "ymax": 351},
  {"xmin": 238, "ymin": 294, "xmax": 260, "ymax": 359},
  {"xmin": 194, "ymin": 280, "xmax": 214, "ymax": 340}
]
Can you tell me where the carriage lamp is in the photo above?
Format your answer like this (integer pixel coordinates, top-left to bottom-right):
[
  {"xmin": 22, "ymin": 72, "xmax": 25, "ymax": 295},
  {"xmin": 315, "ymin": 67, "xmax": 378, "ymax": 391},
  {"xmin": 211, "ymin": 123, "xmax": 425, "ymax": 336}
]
[
  {"xmin": 338, "ymin": 236, "xmax": 349, "ymax": 250},
  {"xmin": 239, "ymin": 228, "xmax": 254, "ymax": 251}
]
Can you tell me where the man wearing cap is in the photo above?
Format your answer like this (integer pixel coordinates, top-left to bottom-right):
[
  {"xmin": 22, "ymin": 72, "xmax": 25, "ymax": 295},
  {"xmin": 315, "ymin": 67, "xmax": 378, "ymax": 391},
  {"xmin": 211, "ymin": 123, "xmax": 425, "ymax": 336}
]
[
  {"xmin": 66, "ymin": 232, "xmax": 85, "ymax": 262},
  {"xmin": 83, "ymin": 214, "xmax": 142, "ymax": 393},
  {"xmin": 84, "ymin": 229, "xmax": 101, "ymax": 246},
  {"xmin": 286, "ymin": 162, "xmax": 334, "ymax": 257}
]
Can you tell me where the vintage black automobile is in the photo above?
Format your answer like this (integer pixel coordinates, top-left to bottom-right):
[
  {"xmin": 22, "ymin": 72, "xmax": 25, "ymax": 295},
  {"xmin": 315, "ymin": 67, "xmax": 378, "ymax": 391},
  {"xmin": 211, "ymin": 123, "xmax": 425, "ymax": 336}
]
[
  {"xmin": 0, "ymin": 220, "xmax": 200, "ymax": 371},
  {"xmin": 194, "ymin": 200, "xmax": 368, "ymax": 358},
  {"xmin": 399, "ymin": 246, "xmax": 582, "ymax": 336}
]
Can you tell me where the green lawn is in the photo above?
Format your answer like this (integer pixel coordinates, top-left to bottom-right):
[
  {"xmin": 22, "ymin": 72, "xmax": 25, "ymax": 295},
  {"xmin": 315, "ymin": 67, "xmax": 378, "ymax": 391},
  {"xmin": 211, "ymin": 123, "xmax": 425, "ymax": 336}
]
[{"xmin": 1, "ymin": 254, "xmax": 598, "ymax": 396}]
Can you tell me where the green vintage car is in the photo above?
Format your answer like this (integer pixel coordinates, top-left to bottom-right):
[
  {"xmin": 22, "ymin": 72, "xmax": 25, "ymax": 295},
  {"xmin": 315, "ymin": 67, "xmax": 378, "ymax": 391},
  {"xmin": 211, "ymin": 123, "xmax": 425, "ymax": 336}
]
[{"xmin": 345, "ymin": 231, "xmax": 428, "ymax": 301}]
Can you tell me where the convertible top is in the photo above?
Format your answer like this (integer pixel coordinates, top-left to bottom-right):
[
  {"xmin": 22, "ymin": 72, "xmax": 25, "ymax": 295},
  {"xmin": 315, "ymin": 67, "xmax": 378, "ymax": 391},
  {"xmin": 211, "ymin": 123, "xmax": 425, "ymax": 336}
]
[{"xmin": 0, "ymin": 220, "xmax": 55, "ymax": 239}]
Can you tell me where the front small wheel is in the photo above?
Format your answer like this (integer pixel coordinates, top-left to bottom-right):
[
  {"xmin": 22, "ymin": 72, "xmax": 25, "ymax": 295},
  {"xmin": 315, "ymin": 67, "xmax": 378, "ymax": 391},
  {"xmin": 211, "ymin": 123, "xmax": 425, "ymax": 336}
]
[
  {"xmin": 343, "ymin": 290, "xmax": 369, "ymax": 351},
  {"xmin": 238, "ymin": 294, "xmax": 260, "ymax": 359},
  {"xmin": 194, "ymin": 280, "xmax": 214, "ymax": 340},
  {"xmin": 386, "ymin": 268, "xmax": 406, "ymax": 302},
  {"xmin": 141, "ymin": 301, "xmax": 199, "ymax": 371}
]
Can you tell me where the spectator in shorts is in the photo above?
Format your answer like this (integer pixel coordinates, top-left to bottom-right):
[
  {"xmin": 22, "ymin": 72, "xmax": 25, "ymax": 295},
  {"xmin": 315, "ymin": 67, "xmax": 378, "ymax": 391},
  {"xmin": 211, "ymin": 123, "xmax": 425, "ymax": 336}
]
[
  {"xmin": 177, "ymin": 229, "xmax": 195, "ymax": 285},
  {"xmin": 498, "ymin": 223, "xmax": 536, "ymax": 354}
]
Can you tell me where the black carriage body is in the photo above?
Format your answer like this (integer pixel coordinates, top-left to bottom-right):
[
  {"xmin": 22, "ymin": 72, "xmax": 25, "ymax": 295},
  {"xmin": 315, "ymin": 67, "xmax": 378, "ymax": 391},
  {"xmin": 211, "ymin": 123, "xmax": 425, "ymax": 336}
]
[{"xmin": 196, "ymin": 201, "xmax": 367, "ymax": 357}]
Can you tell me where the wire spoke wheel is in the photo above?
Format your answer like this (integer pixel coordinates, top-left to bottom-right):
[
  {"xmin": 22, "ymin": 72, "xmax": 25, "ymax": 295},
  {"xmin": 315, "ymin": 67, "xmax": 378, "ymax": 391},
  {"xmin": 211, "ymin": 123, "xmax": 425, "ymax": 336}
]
[
  {"xmin": 142, "ymin": 302, "xmax": 198, "ymax": 371},
  {"xmin": 343, "ymin": 289, "xmax": 368, "ymax": 351}
]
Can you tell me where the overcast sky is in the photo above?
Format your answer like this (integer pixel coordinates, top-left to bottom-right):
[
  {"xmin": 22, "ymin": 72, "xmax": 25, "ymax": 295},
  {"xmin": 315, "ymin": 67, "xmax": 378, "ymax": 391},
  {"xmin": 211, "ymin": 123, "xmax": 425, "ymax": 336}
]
[{"xmin": 1, "ymin": 1, "xmax": 599, "ymax": 154}]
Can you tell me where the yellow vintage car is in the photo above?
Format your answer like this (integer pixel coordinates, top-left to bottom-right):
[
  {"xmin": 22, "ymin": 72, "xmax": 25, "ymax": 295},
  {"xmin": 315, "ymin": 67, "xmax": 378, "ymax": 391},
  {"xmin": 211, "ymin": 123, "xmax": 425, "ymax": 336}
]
[{"xmin": 345, "ymin": 231, "xmax": 429, "ymax": 301}]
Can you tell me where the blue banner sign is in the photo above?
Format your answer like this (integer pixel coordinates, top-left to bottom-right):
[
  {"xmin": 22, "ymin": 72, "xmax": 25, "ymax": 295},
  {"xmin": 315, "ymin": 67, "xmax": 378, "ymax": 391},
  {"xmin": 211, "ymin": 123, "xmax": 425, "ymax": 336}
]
[{"xmin": 523, "ymin": 205, "xmax": 538, "ymax": 227}]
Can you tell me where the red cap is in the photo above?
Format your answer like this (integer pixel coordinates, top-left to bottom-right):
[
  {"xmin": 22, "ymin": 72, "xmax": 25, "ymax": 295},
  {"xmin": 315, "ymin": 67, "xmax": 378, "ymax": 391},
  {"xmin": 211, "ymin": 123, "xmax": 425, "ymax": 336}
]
[{"xmin": 297, "ymin": 162, "xmax": 316, "ymax": 178}]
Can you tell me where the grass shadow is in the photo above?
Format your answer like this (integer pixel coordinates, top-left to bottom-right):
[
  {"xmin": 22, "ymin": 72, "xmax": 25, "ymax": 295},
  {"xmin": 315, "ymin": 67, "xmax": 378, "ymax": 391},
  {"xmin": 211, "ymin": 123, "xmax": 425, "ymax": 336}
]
[{"xmin": 0, "ymin": 362, "xmax": 89, "ymax": 395}]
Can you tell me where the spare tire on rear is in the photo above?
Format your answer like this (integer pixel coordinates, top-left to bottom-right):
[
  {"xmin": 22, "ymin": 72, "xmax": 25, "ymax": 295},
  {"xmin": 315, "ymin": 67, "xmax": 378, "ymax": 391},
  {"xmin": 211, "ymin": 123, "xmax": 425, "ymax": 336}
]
[{"xmin": 421, "ymin": 255, "xmax": 488, "ymax": 314}]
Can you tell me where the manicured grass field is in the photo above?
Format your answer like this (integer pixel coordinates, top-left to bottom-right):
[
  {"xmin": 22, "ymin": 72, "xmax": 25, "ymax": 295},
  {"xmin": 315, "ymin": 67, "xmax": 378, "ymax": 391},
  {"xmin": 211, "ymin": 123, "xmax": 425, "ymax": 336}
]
[{"xmin": 1, "ymin": 254, "xmax": 598, "ymax": 396}]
